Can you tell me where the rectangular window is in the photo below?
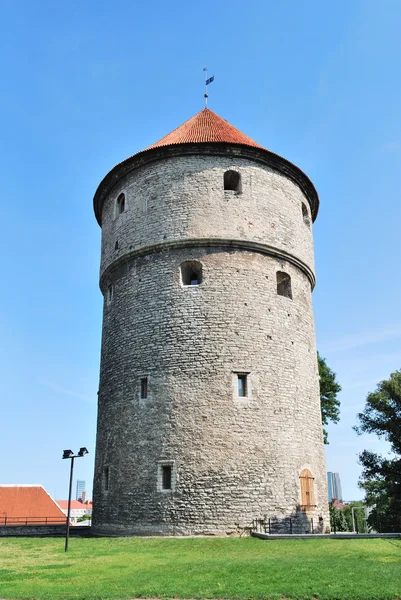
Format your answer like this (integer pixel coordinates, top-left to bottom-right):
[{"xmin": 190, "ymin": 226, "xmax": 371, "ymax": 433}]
[
  {"xmin": 237, "ymin": 374, "xmax": 248, "ymax": 397},
  {"xmin": 107, "ymin": 284, "xmax": 113, "ymax": 304},
  {"xmin": 140, "ymin": 377, "xmax": 148, "ymax": 399},
  {"xmin": 162, "ymin": 465, "xmax": 172, "ymax": 490},
  {"xmin": 103, "ymin": 467, "xmax": 109, "ymax": 491}
]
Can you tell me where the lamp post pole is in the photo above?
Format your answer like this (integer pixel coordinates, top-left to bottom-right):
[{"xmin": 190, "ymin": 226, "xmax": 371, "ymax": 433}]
[
  {"xmin": 351, "ymin": 506, "xmax": 356, "ymax": 533},
  {"xmin": 65, "ymin": 456, "xmax": 74, "ymax": 552},
  {"xmin": 62, "ymin": 448, "xmax": 88, "ymax": 552}
]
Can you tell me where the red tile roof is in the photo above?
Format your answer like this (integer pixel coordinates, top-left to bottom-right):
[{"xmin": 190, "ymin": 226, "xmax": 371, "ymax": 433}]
[
  {"xmin": 146, "ymin": 108, "xmax": 265, "ymax": 151},
  {"xmin": 93, "ymin": 108, "xmax": 320, "ymax": 226},
  {"xmin": 56, "ymin": 500, "xmax": 92, "ymax": 510},
  {"xmin": 0, "ymin": 485, "xmax": 66, "ymax": 524}
]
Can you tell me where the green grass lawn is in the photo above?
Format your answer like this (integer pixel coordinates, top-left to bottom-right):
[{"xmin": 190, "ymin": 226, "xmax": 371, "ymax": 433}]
[{"xmin": 0, "ymin": 537, "xmax": 400, "ymax": 600}]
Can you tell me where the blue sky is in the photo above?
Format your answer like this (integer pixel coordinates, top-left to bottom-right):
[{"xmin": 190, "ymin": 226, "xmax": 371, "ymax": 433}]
[{"xmin": 0, "ymin": 0, "xmax": 400, "ymax": 502}]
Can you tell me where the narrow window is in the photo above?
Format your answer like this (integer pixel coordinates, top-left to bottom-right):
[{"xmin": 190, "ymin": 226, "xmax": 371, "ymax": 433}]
[
  {"xmin": 180, "ymin": 261, "xmax": 202, "ymax": 286},
  {"xmin": 237, "ymin": 374, "xmax": 248, "ymax": 397},
  {"xmin": 116, "ymin": 193, "xmax": 125, "ymax": 215},
  {"xmin": 300, "ymin": 469, "xmax": 315, "ymax": 508},
  {"xmin": 107, "ymin": 284, "xmax": 114, "ymax": 304},
  {"xmin": 162, "ymin": 465, "xmax": 172, "ymax": 490},
  {"xmin": 224, "ymin": 170, "xmax": 241, "ymax": 192},
  {"xmin": 140, "ymin": 377, "xmax": 148, "ymax": 399},
  {"xmin": 302, "ymin": 203, "xmax": 310, "ymax": 227},
  {"xmin": 103, "ymin": 467, "xmax": 109, "ymax": 491},
  {"xmin": 115, "ymin": 240, "xmax": 119, "ymax": 250},
  {"xmin": 276, "ymin": 271, "xmax": 292, "ymax": 299},
  {"xmin": 157, "ymin": 461, "xmax": 175, "ymax": 492}
]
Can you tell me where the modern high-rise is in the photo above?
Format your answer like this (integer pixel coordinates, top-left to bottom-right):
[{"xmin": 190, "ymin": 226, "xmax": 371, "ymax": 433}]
[
  {"xmin": 76, "ymin": 479, "xmax": 86, "ymax": 501},
  {"xmin": 327, "ymin": 472, "xmax": 343, "ymax": 502}
]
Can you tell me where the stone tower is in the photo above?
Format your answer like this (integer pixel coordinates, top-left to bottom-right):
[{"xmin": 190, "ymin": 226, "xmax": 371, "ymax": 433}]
[{"xmin": 92, "ymin": 108, "xmax": 329, "ymax": 535}]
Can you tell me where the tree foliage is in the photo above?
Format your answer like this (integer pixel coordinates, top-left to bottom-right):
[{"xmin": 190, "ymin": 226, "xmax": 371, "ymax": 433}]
[
  {"xmin": 329, "ymin": 502, "xmax": 349, "ymax": 532},
  {"xmin": 329, "ymin": 501, "xmax": 367, "ymax": 533},
  {"xmin": 354, "ymin": 370, "xmax": 401, "ymax": 532},
  {"xmin": 342, "ymin": 501, "xmax": 367, "ymax": 533},
  {"xmin": 318, "ymin": 353, "xmax": 341, "ymax": 444},
  {"xmin": 77, "ymin": 513, "xmax": 92, "ymax": 522}
]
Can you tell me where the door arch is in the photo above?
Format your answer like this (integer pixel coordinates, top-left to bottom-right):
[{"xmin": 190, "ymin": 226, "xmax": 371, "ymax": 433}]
[{"xmin": 300, "ymin": 469, "xmax": 315, "ymax": 508}]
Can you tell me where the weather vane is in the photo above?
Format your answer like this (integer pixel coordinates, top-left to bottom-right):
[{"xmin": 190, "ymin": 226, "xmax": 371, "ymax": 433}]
[{"xmin": 203, "ymin": 67, "xmax": 214, "ymax": 107}]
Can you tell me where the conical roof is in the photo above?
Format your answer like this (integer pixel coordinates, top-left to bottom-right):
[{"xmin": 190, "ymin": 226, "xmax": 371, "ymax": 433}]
[
  {"xmin": 145, "ymin": 108, "xmax": 265, "ymax": 151},
  {"xmin": 93, "ymin": 108, "xmax": 319, "ymax": 225}
]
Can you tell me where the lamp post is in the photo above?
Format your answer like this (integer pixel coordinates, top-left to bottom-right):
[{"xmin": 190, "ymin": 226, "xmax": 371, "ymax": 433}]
[{"xmin": 62, "ymin": 447, "xmax": 88, "ymax": 552}]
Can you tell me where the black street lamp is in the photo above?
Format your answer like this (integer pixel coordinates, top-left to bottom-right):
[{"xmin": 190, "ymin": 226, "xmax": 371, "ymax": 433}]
[{"xmin": 62, "ymin": 447, "xmax": 88, "ymax": 552}]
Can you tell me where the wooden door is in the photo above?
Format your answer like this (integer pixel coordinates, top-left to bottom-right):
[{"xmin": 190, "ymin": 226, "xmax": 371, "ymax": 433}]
[{"xmin": 300, "ymin": 469, "xmax": 315, "ymax": 508}]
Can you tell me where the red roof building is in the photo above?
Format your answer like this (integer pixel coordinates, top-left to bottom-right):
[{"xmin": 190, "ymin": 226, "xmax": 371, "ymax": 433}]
[
  {"xmin": 332, "ymin": 498, "xmax": 346, "ymax": 510},
  {"xmin": 56, "ymin": 499, "xmax": 92, "ymax": 525},
  {"xmin": 0, "ymin": 485, "xmax": 66, "ymax": 525},
  {"xmin": 56, "ymin": 500, "xmax": 92, "ymax": 511}
]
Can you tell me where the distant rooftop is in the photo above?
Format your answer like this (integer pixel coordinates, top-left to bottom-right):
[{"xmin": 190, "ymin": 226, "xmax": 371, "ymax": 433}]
[{"xmin": 56, "ymin": 500, "xmax": 92, "ymax": 510}]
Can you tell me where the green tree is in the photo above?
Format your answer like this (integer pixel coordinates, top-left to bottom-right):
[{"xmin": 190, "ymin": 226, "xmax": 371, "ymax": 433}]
[
  {"xmin": 318, "ymin": 353, "xmax": 341, "ymax": 444},
  {"xmin": 342, "ymin": 501, "xmax": 367, "ymax": 533},
  {"xmin": 77, "ymin": 513, "xmax": 92, "ymax": 523},
  {"xmin": 329, "ymin": 502, "xmax": 349, "ymax": 532},
  {"xmin": 354, "ymin": 370, "xmax": 401, "ymax": 532}
]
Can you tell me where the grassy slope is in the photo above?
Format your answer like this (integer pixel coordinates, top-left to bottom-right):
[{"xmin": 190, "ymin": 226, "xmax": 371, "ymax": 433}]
[{"xmin": 0, "ymin": 537, "xmax": 400, "ymax": 600}]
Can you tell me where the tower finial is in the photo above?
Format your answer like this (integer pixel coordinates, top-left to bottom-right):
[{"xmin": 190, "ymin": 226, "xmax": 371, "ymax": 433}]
[{"xmin": 203, "ymin": 67, "xmax": 214, "ymax": 107}]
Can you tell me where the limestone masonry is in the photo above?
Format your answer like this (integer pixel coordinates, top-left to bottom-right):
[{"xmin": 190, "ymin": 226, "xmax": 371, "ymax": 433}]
[{"xmin": 92, "ymin": 108, "xmax": 330, "ymax": 535}]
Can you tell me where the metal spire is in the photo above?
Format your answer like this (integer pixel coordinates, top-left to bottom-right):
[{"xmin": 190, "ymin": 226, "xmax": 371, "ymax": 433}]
[{"xmin": 203, "ymin": 67, "xmax": 214, "ymax": 107}]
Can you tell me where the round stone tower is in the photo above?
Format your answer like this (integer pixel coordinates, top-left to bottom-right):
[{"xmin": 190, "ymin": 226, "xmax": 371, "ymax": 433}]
[{"xmin": 92, "ymin": 108, "xmax": 330, "ymax": 535}]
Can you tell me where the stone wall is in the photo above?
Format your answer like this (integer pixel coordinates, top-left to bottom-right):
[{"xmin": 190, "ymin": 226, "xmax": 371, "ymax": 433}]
[
  {"xmin": 0, "ymin": 525, "xmax": 90, "ymax": 537},
  {"xmin": 99, "ymin": 154, "xmax": 315, "ymax": 283},
  {"xmin": 92, "ymin": 149, "xmax": 329, "ymax": 535}
]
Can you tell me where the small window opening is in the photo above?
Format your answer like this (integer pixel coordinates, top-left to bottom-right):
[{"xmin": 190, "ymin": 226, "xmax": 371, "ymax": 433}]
[
  {"xmin": 300, "ymin": 469, "xmax": 315, "ymax": 508},
  {"xmin": 116, "ymin": 193, "xmax": 125, "ymax": 215},
  {"xmin": 224, "ymin": 170, "xmax": 241, "ymax": 192},
  {"xmin": 237, "ymin": 374, "xmax": 248, "ymax": 397},
  {"xmin": 140, "ymin": 377, "xmax": 148, "ymax": 399},
  {"xmin": 103, "ymin": 467, "xmax": 109, "ymax": 491},
  {"xmin": 115, "ymin": 240, "xmax": 119, "ymax": 250},
  {"xmin": 162, "ymin": 465, "xmax": 172, "ymax": 490},
  {"xmin": 107, "ymin": 284, "xmax": 114, "ymax": 304},
  {"xmin": 181, "ymin": 261, "xmax": 202, "ymax": 286},
  {"xmin": 302, "ymin": 203, "xmax": 310, "ymax": 227},
  {"xmin": 276, "ymin": 271, "xmax": 292, "ymax": 299}
]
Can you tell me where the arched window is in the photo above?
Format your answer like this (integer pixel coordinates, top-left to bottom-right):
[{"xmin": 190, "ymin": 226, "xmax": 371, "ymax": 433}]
[
  {"xmin": 116, "ymin": 193, "xmax": 125, "ymax": 215},
  {"xmin": 302, "ymin": 203, "xmax": 310, "ymax": 227},
  {"xmin": 180, "ymin": 261, "xmax": 202, "ymax": 286},
  {"xmin": 224, "ymin": 170, "xmax": 241, "ymax": 192},
  {"xmin": 276, "ymin": 271, "xmax": 292, "ymax": 299},
  {"xmin": 300, "ymin": 469, "xmax": 315, "ymax": 508}
]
